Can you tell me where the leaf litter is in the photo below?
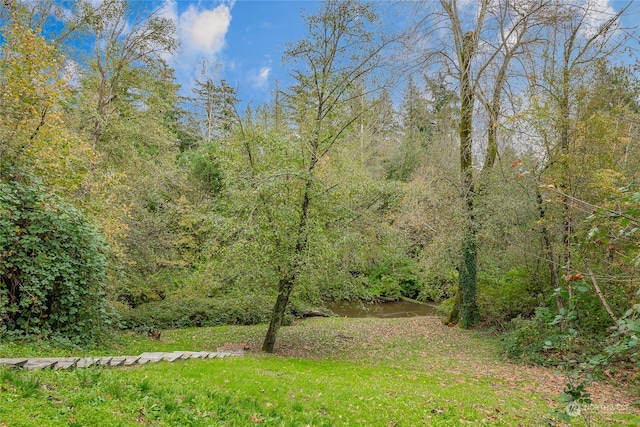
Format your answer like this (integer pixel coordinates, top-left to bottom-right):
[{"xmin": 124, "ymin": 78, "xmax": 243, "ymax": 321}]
[{"xmin": 235, "ymin": 316, "xmax": 638, "ymax": 415}]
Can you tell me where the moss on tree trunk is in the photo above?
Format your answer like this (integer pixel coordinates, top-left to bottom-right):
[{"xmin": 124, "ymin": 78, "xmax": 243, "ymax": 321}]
[{"xmin": 447, "ymin": 31, "xmax": 480, "ymax": 328}]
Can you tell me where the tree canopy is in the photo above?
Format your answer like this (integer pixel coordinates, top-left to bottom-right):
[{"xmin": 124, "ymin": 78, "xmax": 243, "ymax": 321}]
[{"xmin": 0, "ymin": 0, "xmax": 638, "ymax": 375}]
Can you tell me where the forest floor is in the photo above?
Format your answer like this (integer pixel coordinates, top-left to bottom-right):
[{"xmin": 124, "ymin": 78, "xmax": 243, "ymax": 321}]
[
  {"xmin": 1, "ymin": 316, "xmax": 638, "ymax": 426},
  {"xmin": 269, "ymin": 316, "xmax": 638, "ymax": 410},
  {"xmin": 119, "ymin": 316, "xmax": 640, "ymax": 421}
]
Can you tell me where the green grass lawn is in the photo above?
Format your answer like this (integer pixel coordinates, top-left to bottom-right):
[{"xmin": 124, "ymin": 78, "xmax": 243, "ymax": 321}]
[
  {"xmin": 1, "ymin": 356, "xmax": 547, "ymax": 426},
  {"xmin": 1, "ymin": 317, "xmax": 638, "ymax": 426}
]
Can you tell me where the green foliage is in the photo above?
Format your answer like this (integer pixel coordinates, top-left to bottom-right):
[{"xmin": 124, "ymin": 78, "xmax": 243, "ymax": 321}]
[
  {"xmin": 368, "ymin": 273, "xmax": 401, "ymax": 299},
  {"xmin": 0, "ymin": 172, "xmax": 110, "ymax": 345},
  {"xmin": 385, "ymin": 139, "xmax": 422, "ymax": 182},
  {"xmin": 501, "ymin": 306, "xmax": 604, "ymax": 366},
  {"xmin": 2, "ymin": 0, "xmax": 636, "ymax": 372},
  {"xmin": 500, "ymin": 307, "xmax": 560, "ymax": 365},
  {"xmin": 459, "ymin": 232, "xmax": 480, "ymax": 328},
  {"xmin": 366, "ymin": 256, "xmax": 424, "ymax": 300},
  {"xmin": 590, "ymin": 301, "xmax": 640, "ymax": 367},
  {"xmin": 112, "ymin": 268, "xmax": 194, "ymax": 308},
  {"xmin": 120, "ymin": 294, "xmax": 278, "ymax": 330},
  {"xmin": 0, "ymin": 7, "xmax": 94, "ymax": 197},
  {"xmin": 185, "ymin": 145, "xmax": 224, "ymax": 193},
  {"xmin": 543, "ymin": 376, "xmax": 594, "ymax": 426},
  {"xmin": 312, "ymin": 271, "xmax": 371, "ymax": 303},
  {"xmin": 477, "ymin": 268, "xmax": 544, "ymax": 329},
  {"xmin": 420, "ymin": 270, "xmax": 458, "ymax": 302},
  {"xmin": 574, "ymin": 285, "xmax": 626, "ymax": 334}
]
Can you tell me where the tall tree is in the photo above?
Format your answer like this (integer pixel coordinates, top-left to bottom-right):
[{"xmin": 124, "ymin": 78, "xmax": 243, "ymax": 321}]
[
  {"xmin": 74, "ymin": 0, "xmax": 178, "ymax": 202},
  {"xmin": 262, "ymin": 0, "xmax": 388, "ymax": 352},
  {"xmin": 78, "ymin": 0, "xmax": 178, "ymax": 146},
  {"xmin": 438, "ymin": 0, "xmax": 488, "ymax": 328},
  {"xmin": 477, "ymin": 0, "xmax": 547, "ymax": 171},
  {"xmin": 190, "ymin": 62, "xmax": 240, "ymax": 144},
  {"xmin": 0, "ymin": 2, "xmax": 93, "ymax": 195},
  {"xmin": 523, "ymin": 0, "xmax": 630, "ymax": 310},
  {"xmin": 418, "ymin": 0, "xmax": 556, "ymax": 327}
]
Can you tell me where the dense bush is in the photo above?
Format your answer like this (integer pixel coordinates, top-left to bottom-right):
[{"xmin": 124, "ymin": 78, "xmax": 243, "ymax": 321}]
[
  {"xmin": 0, "ymin": 173, "xmax": 109, "ymax": 345},
  {"xmin": 120, "ymin": 294, "xmax": 280, "ymax": 330},
  {"xmin": 366, "ymin": 257, "xmax": 425, "ymax": 300},
  {"xmin": 477, "ymin": 268, "xmax": 544, "ymax": 329},
  {"xmin": 500, "ymin": 307, "xmax": 558, "ymax": 365},
  {"xmin": 187, "ymin": 146, "xmax": 224, "ymax": 193},
  {"xmin": 570, "ymin": 282, "xmax": 629, "ymax": 335},
  {"xmin": 500, "ymin": 306, "xmax": 603, "ymax": 366},
  {"xmin": 418, "ymin": 270, "xmax": 457, "ymax": 302},
  {"xmin": 315, "ymin": 273, "xmax": 372, "ymax": 302}
]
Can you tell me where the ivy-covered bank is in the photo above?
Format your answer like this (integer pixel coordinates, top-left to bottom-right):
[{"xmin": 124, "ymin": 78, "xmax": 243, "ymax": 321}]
[{"xmin": 0, "ymin": 172, "xmax": 110, "ymax": 345}]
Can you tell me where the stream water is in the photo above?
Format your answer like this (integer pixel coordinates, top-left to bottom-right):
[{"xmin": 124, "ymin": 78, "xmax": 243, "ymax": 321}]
[{"xmin": 326, "ymin": 300, "xmax": 440, "ymax": 318}]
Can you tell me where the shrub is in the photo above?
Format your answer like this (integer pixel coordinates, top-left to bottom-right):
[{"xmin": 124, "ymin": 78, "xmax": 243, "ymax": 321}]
[
  {"xmin": 500, "ymin": 307, "xmax": 558, "ymax": 365},
  {"xmin": 367, "ymin": 257, "xmax": 425, "ymax": 300},
  {"xmin": 316, "ymin": 272, "xmax": 372, "ymax": 302},
  {"xmin": 501, "ymin": 303, "xmax": 620, "ymax": 367},
  {"xmin": 188, "ymin": 147, "xmax": 224, "ymax": 193},
  {"xmin": 477, "ymin": 268, "xmax": 544, "ymax": 329},
  {"xmin": 0, "ymin": 173, "xmax": 109, "ymax": 345},
  {"xmin": 419, "ymin": 270, "xmax": 457, "ymax": 302},
  {"xmin": 369, "ymin": 274, "xmax": 402, "ymax": 299},
  {"xmin": 120, "ymin": 294, "xmax": 279, "ymax": 330},
  {"xmin": 436, "ymin": 295, "xmax": 456, "ymax": 317}
]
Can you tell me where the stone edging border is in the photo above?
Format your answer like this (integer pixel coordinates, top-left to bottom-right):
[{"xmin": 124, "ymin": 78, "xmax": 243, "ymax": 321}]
[{"xmin": 0, "ymin": 351, "xmax": 243, "ymax": 371}]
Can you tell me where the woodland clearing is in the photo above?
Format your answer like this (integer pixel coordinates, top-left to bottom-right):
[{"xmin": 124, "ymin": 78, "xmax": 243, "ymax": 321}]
[{"xmin": 1, "ymin": 316, "xmax": 638, "ymax": 426}]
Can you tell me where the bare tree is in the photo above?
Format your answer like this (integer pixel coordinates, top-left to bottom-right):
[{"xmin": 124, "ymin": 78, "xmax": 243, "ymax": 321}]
[
  {"xmin": 477, "ymin": 0, "xmax": 549, "ymax": 171},
  {"xmin": 408, "ymin": 0, "xmax": 593, "ymax": 327},
  {"xmin": 190, "ymin": 61, "xmax": 239, "ymax": 144}
]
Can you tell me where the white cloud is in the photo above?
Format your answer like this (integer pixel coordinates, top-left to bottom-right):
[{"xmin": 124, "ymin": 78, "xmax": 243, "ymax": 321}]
[
  {"xmin": 251, "ymin": 66, "xmax": 271, "ymax": 89},
  {"xmin": 260, "ymin": 67, "xmax": 270, "ymax": 79},
  {"xmin": 180, "ymin": 4, "xmax": 231, "ymax": 54},
  {"xmin": 259, "ymin": 67, "xmax": 271, "ymax": 81},
  {"xmin": 158, "ymin": 0, "xmax": 179, "ymax": 24},
  {"xmin": 584, "ymin": 0, "xmax": 617, "ymax": 32},
  {"xmin": 160, "ymin": 0, "xmax": 232, "ymax": 95}
]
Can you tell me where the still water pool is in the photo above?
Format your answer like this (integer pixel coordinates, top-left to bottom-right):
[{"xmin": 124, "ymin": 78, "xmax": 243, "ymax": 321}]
[{"xmin": 326, "ymin": 300, "xmax": 439, "ymax": 318}]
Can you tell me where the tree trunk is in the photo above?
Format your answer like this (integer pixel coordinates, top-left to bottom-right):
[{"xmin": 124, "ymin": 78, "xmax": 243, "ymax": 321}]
[
  {"xmin": 584, "ymin": 263, "xmax": 618, "ymax": 325},
  {"xmin": 454, "ymin": 31, "xmax": 480, "ymax": 328},
  {"xmin": 482, "ymin": 60, "xmax": 507, "ymax": 172},
  {"xmin": 262, "ymin": 175, "xmax": 313, "ymax": 353},
  {"xmin": 559, "ymin": 64, "xmax": 573, "ymax": 273},
  {"xmin": 262, "ymin": 274, "xmax": 295, "ymax": 353},
  {"xmin": 536, "ymin": 189, "xmax": 564, "ymax": 315},
  {"xmin": 459, "ymin": 228, "xmax": 479, "ymax": 328}
]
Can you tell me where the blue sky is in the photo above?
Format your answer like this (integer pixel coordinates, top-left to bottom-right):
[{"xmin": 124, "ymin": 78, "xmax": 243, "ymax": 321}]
[
  {"xmin": 159, "ymin": 0, "xmax": 322, "ymax": 107},
  {"xmin": 157, "ymin": 0, "xmax": 637, "ymax": 109},
  {"xmin": 15, "ymin": 0, "xmax": 637, "ymax": 108}
]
